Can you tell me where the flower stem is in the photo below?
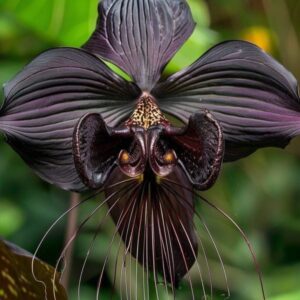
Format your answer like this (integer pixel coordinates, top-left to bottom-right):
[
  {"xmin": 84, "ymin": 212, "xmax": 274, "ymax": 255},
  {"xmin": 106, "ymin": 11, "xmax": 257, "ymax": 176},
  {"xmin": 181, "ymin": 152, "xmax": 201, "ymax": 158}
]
[{"xmin": 61, "ymin": 192, "xmax": 80, "ymax": 290}]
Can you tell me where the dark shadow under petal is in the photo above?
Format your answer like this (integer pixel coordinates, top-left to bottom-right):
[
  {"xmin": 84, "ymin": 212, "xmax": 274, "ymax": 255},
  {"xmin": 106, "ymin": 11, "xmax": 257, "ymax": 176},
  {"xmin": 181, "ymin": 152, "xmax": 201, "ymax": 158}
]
[
  {"xmin": 153, "ymin": 40, "xmax": 300, "ymax": 161},
  {"xmin": 0, "ymin": 47, "xmax": 140, "ymax": 191},
  {"xmin": 84, "ymin": 0, "xmax": 195, "ymax": 91}
]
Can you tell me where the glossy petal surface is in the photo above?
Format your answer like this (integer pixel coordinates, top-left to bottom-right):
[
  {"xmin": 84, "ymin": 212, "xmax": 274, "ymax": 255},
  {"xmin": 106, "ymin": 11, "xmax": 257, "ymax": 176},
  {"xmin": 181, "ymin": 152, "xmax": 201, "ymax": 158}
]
[
  {"xmin": 0, "ymin": 48, "xmax": 139, "ymax": 191},
  {"xmin": 153, "ymin": 41, "xmax": 300, "ymax": 161},
  {"xmin": 84, "ymin": 0, "xmax": 195, "ymax": 90}
]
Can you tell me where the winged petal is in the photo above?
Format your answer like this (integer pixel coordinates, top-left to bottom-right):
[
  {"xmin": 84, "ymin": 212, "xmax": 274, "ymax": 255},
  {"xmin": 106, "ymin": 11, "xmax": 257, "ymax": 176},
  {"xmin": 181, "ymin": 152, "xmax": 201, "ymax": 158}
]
[
  {"xmin": 153, "ymin": 41, "xmax": 300, "ymax": 161},
  {"xmin": 84, "ymin": 0, "xmax": 195, "ymax": 91},
  {"xmin": 0, "ymin": 48, "xmax": 140, "ymax": 191}
]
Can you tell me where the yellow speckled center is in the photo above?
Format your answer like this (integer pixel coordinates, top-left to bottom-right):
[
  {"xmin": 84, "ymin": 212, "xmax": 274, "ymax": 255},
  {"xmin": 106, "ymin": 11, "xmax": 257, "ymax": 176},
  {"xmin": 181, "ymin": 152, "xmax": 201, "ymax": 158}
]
[{"xmin": 126, "ymin": 92, "xmax": 169, "ymax": 129}]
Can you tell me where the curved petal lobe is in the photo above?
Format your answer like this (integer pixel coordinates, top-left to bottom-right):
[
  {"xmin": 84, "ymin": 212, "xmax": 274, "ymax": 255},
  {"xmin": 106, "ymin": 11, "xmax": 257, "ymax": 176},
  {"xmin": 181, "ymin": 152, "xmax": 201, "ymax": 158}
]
[
  {"xmin": 0, "ymin": 48, "xmax": 140, "ymax": 191},
  {"xmin": 73, "ymin": 113, "xmax": 131, "ymax": 189},
  {"xmin": 153, "ymin": 40, "xmax": 300, "ymax": 161},
  {"xmin": 84, "ymin": 0, "xmax": 195, "ymax": 91},
  {"xmin": 170, "ymin": 111, "xmax": 224, "ymax": 190}
]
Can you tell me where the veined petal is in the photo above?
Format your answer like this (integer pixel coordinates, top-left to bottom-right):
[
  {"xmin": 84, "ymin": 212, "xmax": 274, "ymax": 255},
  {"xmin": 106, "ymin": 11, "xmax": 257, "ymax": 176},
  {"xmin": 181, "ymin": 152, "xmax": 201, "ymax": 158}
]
[
  {"xmin": 84, "ymin": 0, "xmax": 195, "ymax": 91},
  {"xmin": 0, "ymin": 48, "xmax": 140, "ymax": 191},
  {"xmin": 153, "ymin": 40, "xmax": 300, "ymax": 161}
]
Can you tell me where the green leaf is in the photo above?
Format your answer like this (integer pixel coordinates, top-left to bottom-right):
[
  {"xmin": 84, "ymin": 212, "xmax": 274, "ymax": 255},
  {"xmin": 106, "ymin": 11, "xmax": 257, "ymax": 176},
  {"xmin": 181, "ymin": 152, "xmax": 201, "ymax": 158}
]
[{"xmin": 0, "ymin": 238, "xmax": 67, "ymax": 300}]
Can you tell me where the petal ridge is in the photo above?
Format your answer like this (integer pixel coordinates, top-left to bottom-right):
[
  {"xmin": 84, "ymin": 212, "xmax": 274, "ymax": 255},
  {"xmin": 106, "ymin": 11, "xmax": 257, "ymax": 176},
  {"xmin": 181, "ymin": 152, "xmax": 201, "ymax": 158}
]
[{"xmin": 84, "ymin": 0, "xmax": 195, "ymax": 91}]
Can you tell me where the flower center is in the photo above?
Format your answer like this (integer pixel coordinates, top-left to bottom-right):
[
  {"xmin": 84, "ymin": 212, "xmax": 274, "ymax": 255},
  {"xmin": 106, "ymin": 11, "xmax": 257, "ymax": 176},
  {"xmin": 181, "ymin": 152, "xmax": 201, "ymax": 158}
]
[{"xmin": 125, "ymin": 92, "xmax": 169, "ymax": 129}]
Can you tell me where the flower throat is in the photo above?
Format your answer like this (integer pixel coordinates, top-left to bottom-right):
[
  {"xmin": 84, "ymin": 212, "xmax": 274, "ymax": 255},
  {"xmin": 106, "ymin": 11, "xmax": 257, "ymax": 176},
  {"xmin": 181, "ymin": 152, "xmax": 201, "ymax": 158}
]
[{"xmin": 125, "ymin": 92, "xmax": 169, "ymax": 129}]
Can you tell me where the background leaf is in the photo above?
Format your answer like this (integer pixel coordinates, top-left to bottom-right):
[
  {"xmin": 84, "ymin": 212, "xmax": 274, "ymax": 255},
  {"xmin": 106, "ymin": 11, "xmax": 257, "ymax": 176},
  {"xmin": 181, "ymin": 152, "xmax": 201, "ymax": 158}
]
[
  {"xmin": 0, "ymin": 238, "xmax": 67, "ymax": 300},
  {"xmin": 0, "ymin": 0, "xmax": 98, "ymax": 46}
]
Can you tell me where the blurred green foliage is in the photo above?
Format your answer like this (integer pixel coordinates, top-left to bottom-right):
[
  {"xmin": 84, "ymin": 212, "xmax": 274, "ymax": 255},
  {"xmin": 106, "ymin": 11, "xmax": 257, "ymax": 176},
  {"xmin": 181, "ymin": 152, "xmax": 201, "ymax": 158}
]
[{"xmin": 0, "ymin": 0, "xmax": 300, "ymax": 299}]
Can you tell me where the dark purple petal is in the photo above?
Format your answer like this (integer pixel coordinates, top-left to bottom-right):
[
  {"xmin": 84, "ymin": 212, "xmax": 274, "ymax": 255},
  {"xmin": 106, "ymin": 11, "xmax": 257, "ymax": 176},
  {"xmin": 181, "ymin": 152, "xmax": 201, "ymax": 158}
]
[
  {"xmin": 105, "ymin": 166, "xmax": 197, "ymax": 286},
  {"xmin": 0, "ymin": 48, "xmax": 140, "ymax": 191},
  {"xmin": 153, "ymin": 40, "xmax": 300, "ymax": 161},
  {"xmin": 84, "ymin": 0, "xmax": 195, "ymax": 91},
  {"xmin": 169, "ymin": 111, "xmax": 224, "ymax": 190}
]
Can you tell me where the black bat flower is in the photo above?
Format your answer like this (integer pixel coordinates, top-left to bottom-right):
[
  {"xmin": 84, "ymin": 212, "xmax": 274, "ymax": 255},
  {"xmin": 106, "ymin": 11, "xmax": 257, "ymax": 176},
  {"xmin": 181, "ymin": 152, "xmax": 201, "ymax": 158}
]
[
  {"xmin": 0, "ymin": 0, "xmax": 300, "ymax": 296},
  {"xmin": 72, "ymin": 100, "xmax": 223, "ymax": 287}
]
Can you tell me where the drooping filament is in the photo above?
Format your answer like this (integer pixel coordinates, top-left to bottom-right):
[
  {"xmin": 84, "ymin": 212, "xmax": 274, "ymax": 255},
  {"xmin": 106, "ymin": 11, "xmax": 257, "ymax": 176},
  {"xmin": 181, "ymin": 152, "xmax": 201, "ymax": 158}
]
[{"xmin": 105, "ymin": 166, "xmax": 197, "ymax": 287}]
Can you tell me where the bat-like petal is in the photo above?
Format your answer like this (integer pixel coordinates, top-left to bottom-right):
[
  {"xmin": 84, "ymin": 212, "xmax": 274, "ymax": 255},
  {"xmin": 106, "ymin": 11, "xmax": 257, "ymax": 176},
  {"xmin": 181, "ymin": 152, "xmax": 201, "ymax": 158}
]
[
  {"xmin": 0, "ymin": 48, "xmax": 140, "ymax": 191},
  {"xmin": 153, "ymin": 41, "xmax": 300, "ymax": 161},
  {"xmin": 84, "ymin": 0, "xmax": 195, "ymax": 91},
  {"xmin": 73, "ymin": 113, "xmax": 126, "ymax": 189},
  {"xmin": 169, "ymin": 111, "xmax": 224, "ymax": 190}
]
